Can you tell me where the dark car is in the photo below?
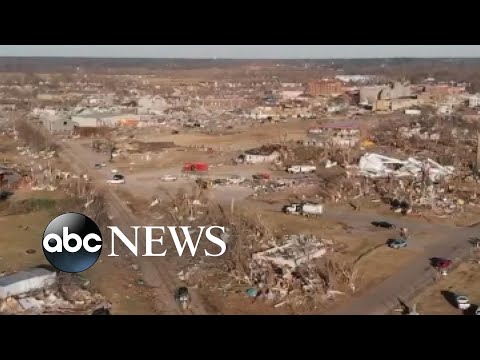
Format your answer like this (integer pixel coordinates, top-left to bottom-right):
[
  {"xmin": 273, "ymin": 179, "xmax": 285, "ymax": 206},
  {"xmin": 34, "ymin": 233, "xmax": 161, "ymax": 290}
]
[
  {"xmin": 372, "ymin": 221, "xmax": 396, "ymax": 229},
  {"xmin": 431, "ymin": 257, "xmax": 452, "ymax": 269},
  {"xmin": 112, "ymin": 174, "xmax": 124, "ymax": 181}
]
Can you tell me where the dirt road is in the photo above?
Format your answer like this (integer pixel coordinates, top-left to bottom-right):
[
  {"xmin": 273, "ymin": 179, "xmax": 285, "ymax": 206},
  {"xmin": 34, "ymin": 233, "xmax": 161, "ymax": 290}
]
[{"xmin": 59, "ymin": 140, "xmax": 210, "ymax": 315}]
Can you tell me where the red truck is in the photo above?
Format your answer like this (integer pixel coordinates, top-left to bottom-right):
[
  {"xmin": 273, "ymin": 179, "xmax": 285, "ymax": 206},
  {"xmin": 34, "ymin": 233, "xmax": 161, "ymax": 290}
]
[{"xmin": 182, "ymin": 162, "xmax": 209, "ymax": 173}]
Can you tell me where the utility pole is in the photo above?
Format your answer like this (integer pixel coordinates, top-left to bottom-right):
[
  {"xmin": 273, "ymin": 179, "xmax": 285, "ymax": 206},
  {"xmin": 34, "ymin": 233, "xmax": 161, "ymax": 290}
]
[{"xmin": 476, "ymin": 131, "xmax": 480, "ymax": 177}]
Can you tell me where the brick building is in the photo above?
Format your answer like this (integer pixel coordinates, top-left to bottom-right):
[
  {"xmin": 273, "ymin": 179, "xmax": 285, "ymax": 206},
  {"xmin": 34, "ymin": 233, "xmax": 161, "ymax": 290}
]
[{"xmin": 307, "ymin": 80, "xmax": 345, "ymax": 97}]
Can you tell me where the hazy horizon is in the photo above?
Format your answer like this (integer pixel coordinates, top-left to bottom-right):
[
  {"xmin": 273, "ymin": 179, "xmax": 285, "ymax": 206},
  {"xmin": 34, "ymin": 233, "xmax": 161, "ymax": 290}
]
[{"xmin": 1, "ymin": 45, "xmax": 480, "ymax": 59}]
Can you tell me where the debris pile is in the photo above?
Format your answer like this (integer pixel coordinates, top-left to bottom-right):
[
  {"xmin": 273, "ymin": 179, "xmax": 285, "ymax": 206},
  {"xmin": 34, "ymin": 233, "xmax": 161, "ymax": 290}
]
[
  {"xmin": 182, "ymin": 231, "xmax": 346, "ymax": 308},
  {"xmin": 358, "ymin": 153, "xmax": 454, "ymax": 182},
  {"xmin": 0, "ymin": 268, "xmax": 110, "ymax": 315},
  {"xmin": 251, "ymin": 234, "xmax": 328, "ymax": 269}
]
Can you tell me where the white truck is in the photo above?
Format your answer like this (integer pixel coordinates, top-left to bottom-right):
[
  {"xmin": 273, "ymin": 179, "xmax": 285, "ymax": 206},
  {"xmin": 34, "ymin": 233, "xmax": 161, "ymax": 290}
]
[
  {"xmin": 287, "ymin": 165, "xmax": 317, "ymax": 174},
  {"xmin": 283, "ymin": 202, "xmax": 324, "ymax": 216}
]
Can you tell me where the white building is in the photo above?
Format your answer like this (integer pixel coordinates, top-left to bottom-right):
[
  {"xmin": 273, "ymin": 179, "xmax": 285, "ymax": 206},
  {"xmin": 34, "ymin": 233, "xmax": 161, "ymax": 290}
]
[
  {"xmin": 468, "ymin": 94, "xmax": 480, "ymax": 108},
  {"xmin": 335, "ymin": 75, "xmax": 376, "ymax": 83},
  {"xmin": 71, "ymin": 112, "xmax": 140, "ymax": 128}
]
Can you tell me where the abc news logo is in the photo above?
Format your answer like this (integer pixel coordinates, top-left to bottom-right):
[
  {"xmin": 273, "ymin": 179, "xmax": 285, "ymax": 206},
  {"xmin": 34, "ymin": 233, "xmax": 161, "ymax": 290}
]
[
  {"xmin": 42, "ymin": 213, "xmax": 103, "ymax": 273},
  {"xmin": 42, "ymin": 213, "xmax": 227, "ymax": 273}
]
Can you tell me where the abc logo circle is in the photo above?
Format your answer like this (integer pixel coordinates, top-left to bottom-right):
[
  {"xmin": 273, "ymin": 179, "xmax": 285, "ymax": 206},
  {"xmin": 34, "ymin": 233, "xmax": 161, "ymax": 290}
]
[{"xmin": 42, "ymin": 213, "xmax": 103, "ymax": 273}]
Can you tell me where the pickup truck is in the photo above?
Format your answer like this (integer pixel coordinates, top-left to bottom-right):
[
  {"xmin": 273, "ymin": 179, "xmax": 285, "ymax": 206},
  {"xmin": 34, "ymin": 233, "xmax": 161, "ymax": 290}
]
[
  {"xmin": 287, "ymin": 165, "xmax": 317, "ymax": 174},
  {"xmin": 283, "ymin": 202, "xmax": 324, "ymax": 216}
]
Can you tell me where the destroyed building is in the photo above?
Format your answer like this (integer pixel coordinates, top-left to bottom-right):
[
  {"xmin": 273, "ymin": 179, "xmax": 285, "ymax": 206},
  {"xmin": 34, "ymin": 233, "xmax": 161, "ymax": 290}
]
[
  {"xmin": 71, "ymin": 112, "xmax": 140, "ymax": 128},
  {"xmin": 0, "ymin": 267, "xmax": 110, "ymax": 315},
  {"xmin": 137, "ymin": 95, "xmax": 169, "ymax": 115},
  {"xmin": 360, "ymin": 82, "xmax": 414, "ymax": 111},
  {"xmin": 249, "ymin": 106, "xmax": 281, "ymax": 121},
  {"xmin": 358, "ymin": 153, "xmax": 454, "ymax": 183},
  {"xmin": 237, "ymin": 145, "xmax": 283, "ymax": 164},
  {"xmin": 304, "ymin": 120, "xmax": 360, "ymax": 148},
  {"xmin": 43, "ymin": 116, "xmax": 74, "ymax": 134}
]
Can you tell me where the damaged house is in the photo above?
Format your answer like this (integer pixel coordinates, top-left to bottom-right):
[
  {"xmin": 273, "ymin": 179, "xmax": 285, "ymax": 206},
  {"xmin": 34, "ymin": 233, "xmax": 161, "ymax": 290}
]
[
  {"xmin": 236, "ymin": 145, "xmax": 283, "ymax": 164},
  {"xmin": 398, "ymin": 123, "xmax": 440, "ymax": 141},
  {"xmin": 304, "ymin": 120, "xmax": 360, "ymax": 148},
  {"xmin": 358, "ymin": 153, "xmax": 454, "ymax": 183}
]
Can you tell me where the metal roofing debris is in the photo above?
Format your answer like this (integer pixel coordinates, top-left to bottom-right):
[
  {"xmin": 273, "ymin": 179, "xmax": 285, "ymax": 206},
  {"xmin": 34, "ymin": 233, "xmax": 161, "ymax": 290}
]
[
  {"xmin": 358, "ymin": 153, "xmax": 454, "ymax": 182},
  {"xmin": 0, "ymin": 268, "xmax": 57, "ymax": 300}
]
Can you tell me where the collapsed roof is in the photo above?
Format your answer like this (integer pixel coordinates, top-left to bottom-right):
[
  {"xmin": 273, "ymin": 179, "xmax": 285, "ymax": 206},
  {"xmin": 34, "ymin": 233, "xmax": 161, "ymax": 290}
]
[{"xmin": 358, "ymin": 153, "xmax": 454, "ymax": 182}]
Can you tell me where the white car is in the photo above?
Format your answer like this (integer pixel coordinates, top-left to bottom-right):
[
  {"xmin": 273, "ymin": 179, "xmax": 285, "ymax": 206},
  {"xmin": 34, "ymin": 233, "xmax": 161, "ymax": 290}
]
[
  {"xmin": 107, "ymin": 174, "xmax": 125, "ymax": 184},
  {"xmin": 161, "ymin": 175, "xmax": 177, "ymax": 182}
]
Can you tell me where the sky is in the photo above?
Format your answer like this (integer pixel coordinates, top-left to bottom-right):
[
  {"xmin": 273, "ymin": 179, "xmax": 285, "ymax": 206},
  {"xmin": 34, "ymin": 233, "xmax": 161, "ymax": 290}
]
[{"xmin": 0, "ymin": 45, "xmax": 479, "ymax": 59}]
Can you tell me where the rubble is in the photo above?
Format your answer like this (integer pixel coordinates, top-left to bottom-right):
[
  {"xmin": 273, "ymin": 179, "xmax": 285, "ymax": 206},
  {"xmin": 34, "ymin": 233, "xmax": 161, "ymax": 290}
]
[
  {"xmin": 252, "ymin": 234, "xmax": 328, "ymax": 269},
  {"xmin": 0, "ymin": 270, "xmax": 111, "ymax": 315},
  {"xmin": 358, "ymin": 153, "xmax": 454, "ymax": 182},
  {"xmin": 0, "ymin": 268, "xmax": 57, "ymax": 300}
]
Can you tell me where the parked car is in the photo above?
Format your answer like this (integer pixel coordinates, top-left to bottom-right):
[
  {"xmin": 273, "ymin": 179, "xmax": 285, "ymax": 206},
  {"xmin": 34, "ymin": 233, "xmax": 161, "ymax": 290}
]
[
  {"xmin": 372, "ymin": 221, "xmax": 396, "ymax": 229},
  {"xmin": 94, "ymin": 163, "xmax": 102, "ymax": 170},
  {"xmin": 388, "ymin": 238, "xmax": 408, "ymax": 249},
  {"xmin": 107, "ymin": 174, "xmax": 125, "ymax": 184},
  {"xmin": 455, "ymin": 294, "xmax": 470, "ymax": 310}
]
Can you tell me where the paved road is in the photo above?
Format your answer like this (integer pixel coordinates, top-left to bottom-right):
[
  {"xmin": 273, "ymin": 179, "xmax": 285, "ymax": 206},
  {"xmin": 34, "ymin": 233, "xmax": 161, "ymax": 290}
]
[{"xmin": 328, "ymin": 216, "xmax": 479, "ymax": 315}]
